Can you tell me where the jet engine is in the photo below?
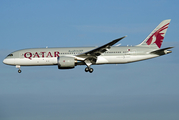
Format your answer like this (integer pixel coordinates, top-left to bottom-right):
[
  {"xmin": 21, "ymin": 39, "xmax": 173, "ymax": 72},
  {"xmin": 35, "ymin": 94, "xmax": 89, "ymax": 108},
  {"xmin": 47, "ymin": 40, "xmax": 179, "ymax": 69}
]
[{"xmin": 58, "ymin": 56, "xmax": 75, "ymax": 69}]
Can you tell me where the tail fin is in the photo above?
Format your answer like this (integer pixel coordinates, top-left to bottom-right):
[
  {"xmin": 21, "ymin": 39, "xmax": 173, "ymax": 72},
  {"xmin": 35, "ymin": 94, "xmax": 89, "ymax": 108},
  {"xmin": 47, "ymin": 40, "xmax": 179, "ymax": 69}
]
[{"xmin": 138, "ymin": 19, "xmax": 171, "ymax": 48}]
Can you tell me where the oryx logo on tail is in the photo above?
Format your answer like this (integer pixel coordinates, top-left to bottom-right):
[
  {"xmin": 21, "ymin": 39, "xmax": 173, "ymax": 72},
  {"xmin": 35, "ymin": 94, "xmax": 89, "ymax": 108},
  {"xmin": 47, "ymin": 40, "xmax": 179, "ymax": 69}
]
[
  {"xmin": 138, "ymin": 19, "xmax": 171, "ymax": 48},
  {"xmin": 146, "ymin": 23, "xmax": 169, "ymax": 48}
]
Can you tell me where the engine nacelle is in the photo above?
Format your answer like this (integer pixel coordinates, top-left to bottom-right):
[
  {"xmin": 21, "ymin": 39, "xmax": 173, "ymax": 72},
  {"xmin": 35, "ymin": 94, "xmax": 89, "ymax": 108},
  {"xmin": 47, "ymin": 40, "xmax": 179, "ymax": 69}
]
[{"xmin": 58, "ymin": 56, "xmax": 75, "ymax": 69}]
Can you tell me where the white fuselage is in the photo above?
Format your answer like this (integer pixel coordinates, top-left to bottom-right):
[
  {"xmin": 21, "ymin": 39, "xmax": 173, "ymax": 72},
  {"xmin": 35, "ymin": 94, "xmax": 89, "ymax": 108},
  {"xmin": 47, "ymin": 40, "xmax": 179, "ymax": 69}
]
[{"xmin": 3, "ymin": 46, "xmax": 159, "ymax": 66}]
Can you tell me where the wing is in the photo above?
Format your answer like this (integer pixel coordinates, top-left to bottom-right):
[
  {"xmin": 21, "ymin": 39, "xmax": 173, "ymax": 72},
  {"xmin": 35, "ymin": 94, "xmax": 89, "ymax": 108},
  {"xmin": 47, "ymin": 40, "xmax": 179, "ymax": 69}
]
[{"xmin": 75, "ymin": 36, "xmax": 126, "ymax": 65}]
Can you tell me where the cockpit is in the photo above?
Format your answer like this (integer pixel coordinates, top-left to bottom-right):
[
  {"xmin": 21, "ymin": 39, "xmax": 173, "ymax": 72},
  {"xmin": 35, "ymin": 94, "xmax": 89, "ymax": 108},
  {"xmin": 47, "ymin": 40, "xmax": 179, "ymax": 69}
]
[
  {"xmin": 3, "ymin": 53, "xmax": 15, "ymax": 66},
  {"xmin": 7, "ymin": 54, "xmax": 13, "ymax": 57}
]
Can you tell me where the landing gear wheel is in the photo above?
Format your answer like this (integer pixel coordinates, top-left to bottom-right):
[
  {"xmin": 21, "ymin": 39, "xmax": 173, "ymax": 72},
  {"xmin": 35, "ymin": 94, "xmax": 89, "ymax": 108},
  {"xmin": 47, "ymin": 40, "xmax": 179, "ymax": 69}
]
[
  {"xmin": 85, "ymin": 67, "xmax": 89, "ymax": 72},
  {"xmin": 18, "ymin": 70, "xmax": 22, "ymax": 73},
  {"xmin": 89, "ymin": 68, "xmax": 93, "ymax": 73}
]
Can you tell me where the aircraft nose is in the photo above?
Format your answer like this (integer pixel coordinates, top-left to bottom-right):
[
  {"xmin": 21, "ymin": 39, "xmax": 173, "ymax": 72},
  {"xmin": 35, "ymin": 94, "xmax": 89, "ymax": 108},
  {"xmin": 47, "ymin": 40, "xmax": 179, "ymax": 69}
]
[
  {"xmin": 3, "ymin": 59, "xmax": 8, "ymax": 64},
  {"xmin": 3, "ymin": 58, "xmax": 14, "ymax": 65}
]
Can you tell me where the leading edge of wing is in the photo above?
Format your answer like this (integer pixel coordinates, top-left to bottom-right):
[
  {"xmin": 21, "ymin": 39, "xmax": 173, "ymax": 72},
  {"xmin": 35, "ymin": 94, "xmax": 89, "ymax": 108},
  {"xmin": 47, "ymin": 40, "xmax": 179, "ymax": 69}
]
[{"xmin": 76, "ymin": 36, "xmax": 126, "ymax": 59}]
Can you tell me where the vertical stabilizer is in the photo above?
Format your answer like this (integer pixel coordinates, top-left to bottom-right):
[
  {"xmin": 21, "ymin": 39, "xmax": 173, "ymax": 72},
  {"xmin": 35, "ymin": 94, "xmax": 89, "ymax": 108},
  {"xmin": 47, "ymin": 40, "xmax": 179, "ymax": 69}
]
[{"xmin": 138, "ymin": 19, "xmax": 171, "ymax": 48}]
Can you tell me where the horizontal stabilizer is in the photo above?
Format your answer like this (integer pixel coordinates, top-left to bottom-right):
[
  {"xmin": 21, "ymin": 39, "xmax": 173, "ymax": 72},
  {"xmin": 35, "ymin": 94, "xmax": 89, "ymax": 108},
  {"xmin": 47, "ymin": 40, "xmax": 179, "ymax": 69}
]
[{"xmin": 150, "ymin": 47, "xmax": 173, "ymax": 55}]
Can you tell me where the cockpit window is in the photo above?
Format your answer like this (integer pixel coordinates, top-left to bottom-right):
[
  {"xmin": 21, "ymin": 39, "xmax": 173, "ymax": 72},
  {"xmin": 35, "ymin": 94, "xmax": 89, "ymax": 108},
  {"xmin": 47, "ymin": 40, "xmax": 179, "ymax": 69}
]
[{"xmin": 7, "ymin": 54, "xmax": 13, "ymax": 57}]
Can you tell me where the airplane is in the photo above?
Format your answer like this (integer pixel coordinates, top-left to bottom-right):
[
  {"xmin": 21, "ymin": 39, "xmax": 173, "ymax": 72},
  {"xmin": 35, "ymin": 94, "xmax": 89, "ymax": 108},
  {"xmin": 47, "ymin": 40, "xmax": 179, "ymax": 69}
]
[{"xmin": 3, "ymin": 19, "xmax": 173, "ymax": 73}]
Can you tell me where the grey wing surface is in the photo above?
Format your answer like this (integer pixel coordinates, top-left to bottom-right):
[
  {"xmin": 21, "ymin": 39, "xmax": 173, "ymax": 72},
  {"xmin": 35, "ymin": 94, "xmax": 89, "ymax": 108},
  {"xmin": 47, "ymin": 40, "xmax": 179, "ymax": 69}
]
[{"xmin": 76, "ymin": 36, "xmax": 126, "ymax": 60}]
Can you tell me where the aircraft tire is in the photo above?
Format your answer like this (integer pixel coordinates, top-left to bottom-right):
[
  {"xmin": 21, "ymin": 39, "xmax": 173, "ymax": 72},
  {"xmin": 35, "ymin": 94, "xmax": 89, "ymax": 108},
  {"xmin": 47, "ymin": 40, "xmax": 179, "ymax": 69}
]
[
  {"xmin": 18, "ymin": 70, "xmax": 22, "ymax": 73},
  {"xmin": 85, "ymin": 67, "xmax": 89, "ymax": 72},
  {"xmin": 89, "ymin": 68, "xmax": 93, "ymax": 73}
]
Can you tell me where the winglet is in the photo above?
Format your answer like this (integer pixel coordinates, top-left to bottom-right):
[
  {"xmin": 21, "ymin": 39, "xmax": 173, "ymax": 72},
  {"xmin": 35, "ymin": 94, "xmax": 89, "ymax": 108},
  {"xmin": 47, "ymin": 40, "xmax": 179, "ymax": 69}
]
[{"xmin": 111, "ymin": 36, "xmax": 126, "ymax": 46}]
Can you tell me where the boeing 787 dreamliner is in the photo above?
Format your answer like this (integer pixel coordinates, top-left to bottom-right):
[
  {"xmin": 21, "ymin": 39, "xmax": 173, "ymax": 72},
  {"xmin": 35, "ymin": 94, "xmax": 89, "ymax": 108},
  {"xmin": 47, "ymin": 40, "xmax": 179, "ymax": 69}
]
[{"xmin": 3, "ymin": 19, "xmax": 173, "ymax": 73}]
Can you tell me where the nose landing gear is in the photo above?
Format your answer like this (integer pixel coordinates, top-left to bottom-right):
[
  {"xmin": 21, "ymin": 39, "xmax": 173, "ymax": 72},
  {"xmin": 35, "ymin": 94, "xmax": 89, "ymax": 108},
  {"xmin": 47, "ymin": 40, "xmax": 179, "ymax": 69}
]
[
  {"xmin": 16, "ymin": 65, "xmax": 22, "ymax": 73},
  {"xmin": 18, "ymin": 69, "xmax": 22, "ymax": 73}
]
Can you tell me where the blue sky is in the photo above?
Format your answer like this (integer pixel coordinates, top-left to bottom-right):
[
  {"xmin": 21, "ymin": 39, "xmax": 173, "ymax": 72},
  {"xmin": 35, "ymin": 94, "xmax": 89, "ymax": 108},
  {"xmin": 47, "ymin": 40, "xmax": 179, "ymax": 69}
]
[{"xmin": 0, "ymin": 0, "xmax": 179, "ymax": 120}]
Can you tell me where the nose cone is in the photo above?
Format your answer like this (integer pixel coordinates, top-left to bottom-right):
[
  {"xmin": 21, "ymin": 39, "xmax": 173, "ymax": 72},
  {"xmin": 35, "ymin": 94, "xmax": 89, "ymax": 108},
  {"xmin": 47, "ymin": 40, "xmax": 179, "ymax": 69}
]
[
  {"xmin": 3, "ymin": 59, "xmax": 8, "ymax": 65},
  {"xmin": 3, "ymin": 58, "xmax": 14, "ymax": 65}
]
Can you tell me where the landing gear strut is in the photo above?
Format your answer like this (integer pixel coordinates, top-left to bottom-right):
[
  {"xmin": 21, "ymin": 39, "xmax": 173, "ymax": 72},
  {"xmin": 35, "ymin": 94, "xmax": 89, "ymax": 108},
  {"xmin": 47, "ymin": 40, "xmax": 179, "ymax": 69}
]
[
  {"xmin": 84, "ymin": 59, "xmax": 94, "ymax": 73},
  {"xmin": 16, "ymin": 65, "xmax": 22, "ymax": 73}
]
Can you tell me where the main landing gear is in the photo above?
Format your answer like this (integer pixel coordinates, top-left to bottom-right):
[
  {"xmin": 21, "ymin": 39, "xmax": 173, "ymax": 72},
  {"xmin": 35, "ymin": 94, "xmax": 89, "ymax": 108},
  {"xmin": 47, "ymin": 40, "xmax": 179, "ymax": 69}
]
[
  {"xmin": 85, "ymin": 67, "xmax": 94, "ymax": 73},
  {"xmin": 84, "ymin": 59, "xmax": 94, "ymax": 73},
  {"xmin": 16, "ymin": 65, "xmax": 22, "ymax": 73}
]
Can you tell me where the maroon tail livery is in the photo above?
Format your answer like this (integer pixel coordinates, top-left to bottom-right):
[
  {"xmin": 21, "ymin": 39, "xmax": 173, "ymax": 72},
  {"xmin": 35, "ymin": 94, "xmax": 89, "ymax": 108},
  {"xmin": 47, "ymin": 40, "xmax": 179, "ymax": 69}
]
[{"xmin": 138, "ymin": 19, "xmax": 171, "ymax": 48}]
